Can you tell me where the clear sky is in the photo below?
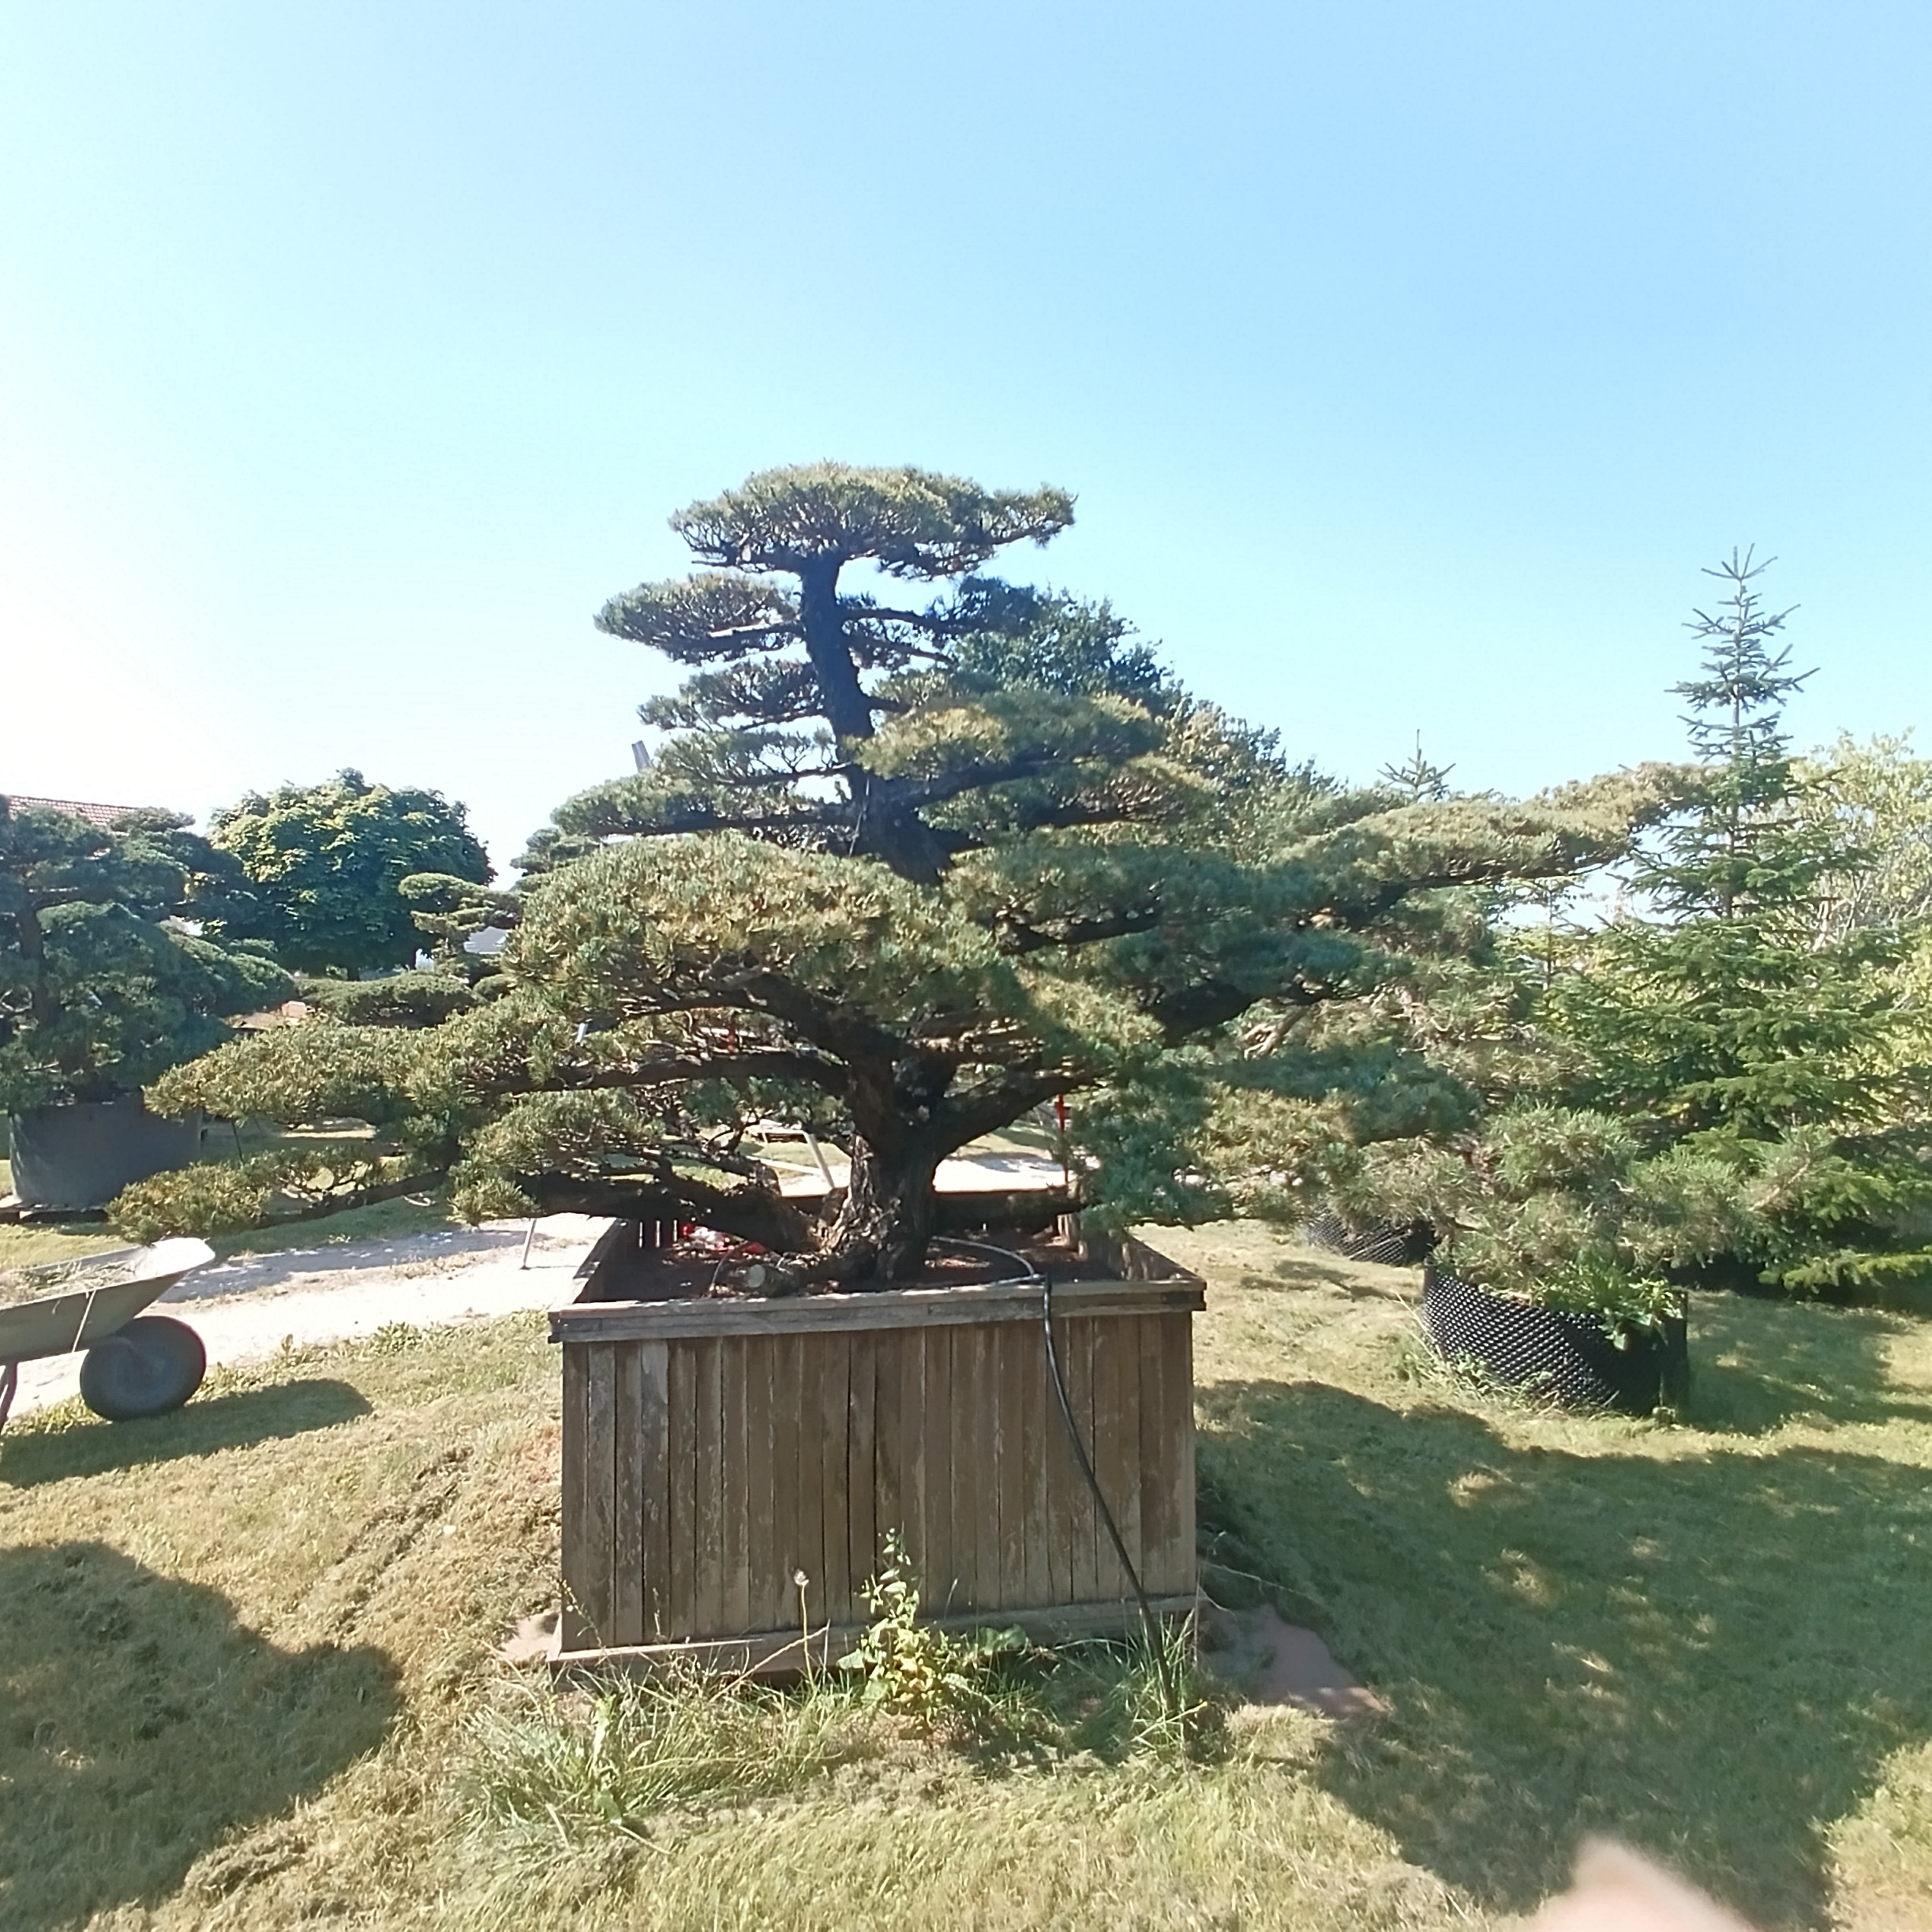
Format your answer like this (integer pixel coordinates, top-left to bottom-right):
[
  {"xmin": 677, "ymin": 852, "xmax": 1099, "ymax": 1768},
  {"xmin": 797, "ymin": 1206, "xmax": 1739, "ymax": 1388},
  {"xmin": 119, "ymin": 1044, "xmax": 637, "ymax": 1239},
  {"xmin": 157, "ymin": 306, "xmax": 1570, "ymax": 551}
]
[{"xmin": 3, "ymin": 2, "xmax": 1927, "ymax": 871}]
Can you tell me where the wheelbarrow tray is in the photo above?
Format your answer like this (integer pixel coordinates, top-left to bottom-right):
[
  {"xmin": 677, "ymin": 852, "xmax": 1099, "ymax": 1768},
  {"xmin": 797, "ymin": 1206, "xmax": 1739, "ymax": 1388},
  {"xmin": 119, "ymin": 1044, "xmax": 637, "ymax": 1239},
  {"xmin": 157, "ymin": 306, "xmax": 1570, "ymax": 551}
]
[{"xmin": 0, "ymin": 1239, "xmax": 215, "ymax": 1364}]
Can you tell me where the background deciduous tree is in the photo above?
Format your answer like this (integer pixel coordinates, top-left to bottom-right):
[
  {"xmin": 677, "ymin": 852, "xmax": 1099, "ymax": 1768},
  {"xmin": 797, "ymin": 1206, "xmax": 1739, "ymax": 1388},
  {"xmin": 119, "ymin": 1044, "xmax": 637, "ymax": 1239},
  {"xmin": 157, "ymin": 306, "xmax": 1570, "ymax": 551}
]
[{"xmin": 211, "ymin": 770, "xmax": 492, "ymax": 979}]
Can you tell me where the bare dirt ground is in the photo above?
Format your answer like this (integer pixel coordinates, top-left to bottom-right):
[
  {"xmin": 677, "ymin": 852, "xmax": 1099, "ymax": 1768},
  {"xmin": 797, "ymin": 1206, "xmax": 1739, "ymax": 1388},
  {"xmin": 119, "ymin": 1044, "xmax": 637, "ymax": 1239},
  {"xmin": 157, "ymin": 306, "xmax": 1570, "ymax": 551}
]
[{"xmin": 9, "ymin": 1213, "xmax": 608, "ymax": 1419}]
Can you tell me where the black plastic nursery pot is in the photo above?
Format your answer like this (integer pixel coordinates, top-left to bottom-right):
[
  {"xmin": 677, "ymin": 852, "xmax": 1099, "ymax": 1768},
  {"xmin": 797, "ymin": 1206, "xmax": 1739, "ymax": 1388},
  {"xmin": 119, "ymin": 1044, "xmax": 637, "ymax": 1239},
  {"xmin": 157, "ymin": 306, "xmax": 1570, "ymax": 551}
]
[
  {"xmin": 4, "ymin": 1098, "xmax": 203, "ymax": 1212},
  {"xmin": 1421, "ymin": 1264, "xmax": 1688, "ymax": 1416},
  {"xmin": 1301, "ymin": 1211, "xmax": 1436, "ymax": 1267}
]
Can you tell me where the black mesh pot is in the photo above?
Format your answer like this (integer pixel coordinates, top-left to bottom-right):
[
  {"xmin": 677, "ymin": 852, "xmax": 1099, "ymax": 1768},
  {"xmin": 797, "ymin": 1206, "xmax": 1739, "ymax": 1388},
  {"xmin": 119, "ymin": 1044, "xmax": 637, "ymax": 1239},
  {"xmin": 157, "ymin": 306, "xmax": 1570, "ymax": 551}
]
[
  {"xmin": 6, "ymin": 1099, "xmax": 204, "ymax": 1211},
  {"xmin": 1301, "ymin": 1210, "xmax": 1437, "ymax": 1267},
  {"xmin": 1421, "ymin": 1264, "xmax": 1688, "ymax": 1415}
]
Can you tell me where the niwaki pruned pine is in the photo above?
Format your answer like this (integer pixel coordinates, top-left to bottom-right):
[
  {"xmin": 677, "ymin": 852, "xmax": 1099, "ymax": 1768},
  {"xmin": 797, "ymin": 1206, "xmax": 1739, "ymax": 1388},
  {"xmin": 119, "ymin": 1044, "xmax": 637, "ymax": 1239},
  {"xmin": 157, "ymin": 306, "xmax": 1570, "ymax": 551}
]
[{"xmin": 133, "ymin": 464, "xmax": 1668, "ymax": 1283}]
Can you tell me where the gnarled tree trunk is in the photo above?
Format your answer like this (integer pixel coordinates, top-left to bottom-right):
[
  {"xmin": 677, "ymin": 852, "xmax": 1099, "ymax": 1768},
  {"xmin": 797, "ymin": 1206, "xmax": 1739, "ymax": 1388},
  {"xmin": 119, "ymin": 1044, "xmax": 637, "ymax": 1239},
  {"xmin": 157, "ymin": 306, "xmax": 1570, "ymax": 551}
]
[{"xmin": 822, "ymin": 1132, "xmax": 944, "ymax": 1284}]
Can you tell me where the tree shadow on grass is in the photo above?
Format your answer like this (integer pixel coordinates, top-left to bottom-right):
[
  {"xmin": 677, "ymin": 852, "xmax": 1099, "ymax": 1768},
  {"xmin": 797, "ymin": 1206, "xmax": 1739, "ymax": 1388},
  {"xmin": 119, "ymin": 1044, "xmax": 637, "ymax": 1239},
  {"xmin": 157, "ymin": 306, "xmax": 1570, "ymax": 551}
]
[
  {"xmin": 1197, "ymin": 1380, "xmax": 1932, "ymax": 1930},
  {"xmin": 0, "ymin": 1380, "xmax": 372, "ymax": 1486},
  {"xmin": 1686, "ymin": 1296, "xmax": 1932, "ymax": 1436},
  {"xmin": 0, "ymin": 1540, "xmax": 400, "ymax": 1929}
]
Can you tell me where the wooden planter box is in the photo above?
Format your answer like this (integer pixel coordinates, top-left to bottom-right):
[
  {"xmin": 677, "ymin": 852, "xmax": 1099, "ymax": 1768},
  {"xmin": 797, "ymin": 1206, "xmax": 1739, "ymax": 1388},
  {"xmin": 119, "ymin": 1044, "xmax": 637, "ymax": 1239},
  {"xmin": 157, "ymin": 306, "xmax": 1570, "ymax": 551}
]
[{"xmin": 549, "ymin": 1226, "xmax": 1204, "ymax": 1672}]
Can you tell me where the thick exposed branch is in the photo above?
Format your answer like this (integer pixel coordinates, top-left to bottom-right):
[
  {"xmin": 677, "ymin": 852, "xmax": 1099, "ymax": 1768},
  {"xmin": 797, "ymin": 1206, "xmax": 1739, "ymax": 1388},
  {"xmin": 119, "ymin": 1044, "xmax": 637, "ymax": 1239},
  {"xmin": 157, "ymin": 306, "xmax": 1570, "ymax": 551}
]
[
  {"xmin": 517, "ymin": 1170, "xmax": 817, "ymax": 1249},
  {"xmin": 992, "ymin": 902, "xmax": 1163, "ymax": 956}
]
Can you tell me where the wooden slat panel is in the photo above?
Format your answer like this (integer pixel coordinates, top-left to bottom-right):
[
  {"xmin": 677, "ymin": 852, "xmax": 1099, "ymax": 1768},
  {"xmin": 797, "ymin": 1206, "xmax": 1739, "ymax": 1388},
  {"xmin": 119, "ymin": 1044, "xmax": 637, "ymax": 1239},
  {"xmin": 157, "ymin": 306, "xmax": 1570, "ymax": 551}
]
[
  {"xmin": 1174, "ymin": 1313, "xmax": 1196, "ymax": 1594},
  {"xmin": 638, "ymin": 1342, "xmax": 671, "ymax": 1640},
  {"xmin": 948, "ymin": 1325, "xmax": 982, "ymax": 1611},
  {"xmin": 578, "ymin": 1344, "xmax": 619, "ymax": 1647},
  {"xmin": 692, "ymin": 1338, "xmax": 725, "ymax": 1636},
  {"xmin": 922, "ymin": 1325, "xmax": 955, "ymax": 1613},
  {"xmin": 611, "ymin": 1341, "xmax": 646, "ymax": 1647},
  {"xmin": 1142, "ymin": 1312, "xmax": 1191, "ymax": 1595},
  {"xmin": 814, "ymin": 1333, "xmax": 854, "ymax": 1623},
  {"xmin": 666, "ymin": 1340, "xmax": 698, "ymax": 1638},
  {"xmin": 874, "ymin": 1327, "xmax": 904, "ymax": 1565},
  {"xmin": 1020, "ymin": 1304, "xmax": 1052, "ymax": 1612},
  {"xmin": 560, "ymin": 1276, "xmax": 1199, "ymax": 1658},
  {"xmin": 721, "ymin": 1339, "xmax": 751, "ymax": 1634},
  {"xmin": 1135, "ymin": 1312, "xmax": 1171, "ymax": 1594},
  {"xmin": 1067, "ymin": 1316, "xmax": 1099, "ymax": 1604},
  {"xmin": 994, "ymin": 1320, "xmax": 1029, "ymax": 1611},
  {"xmin": 744, "ymin": 1332, "xmax": 779, "ymax": 1634},
  {"xmin": 1040, "ymin": 1303, "xmax": 1076, "ymax": 1608},
  {"xmin": 1093, "ymin": 1314, "xmax": 1140, "ymax": 1602},
  {"xmin": 898, "ymin": 1326, "xmax": 928, "ymax": 1585},
  {"xmin": 560, "ymin": 1343, "xmax": 595, "ymax": 1651},
  {"xmin": 973, "ymin": 1321, "xmax": 1003, "ymax": 1608},
  {"xmin": 787, "ymin": 1331, "xmax": 823, "ymax": 1636},
  {"xmin": 847, "ymin": 1331, "xmax": 878, "ymax": 1601}
]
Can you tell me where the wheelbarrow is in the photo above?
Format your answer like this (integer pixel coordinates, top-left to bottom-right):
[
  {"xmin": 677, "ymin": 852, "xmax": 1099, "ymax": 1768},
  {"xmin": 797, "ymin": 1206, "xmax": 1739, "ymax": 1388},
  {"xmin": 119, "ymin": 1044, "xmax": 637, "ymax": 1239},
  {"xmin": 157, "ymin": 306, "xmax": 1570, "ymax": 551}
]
[{"xmin": 0, "ymin": 1237, "xmax": 215, "ymax": 1430}]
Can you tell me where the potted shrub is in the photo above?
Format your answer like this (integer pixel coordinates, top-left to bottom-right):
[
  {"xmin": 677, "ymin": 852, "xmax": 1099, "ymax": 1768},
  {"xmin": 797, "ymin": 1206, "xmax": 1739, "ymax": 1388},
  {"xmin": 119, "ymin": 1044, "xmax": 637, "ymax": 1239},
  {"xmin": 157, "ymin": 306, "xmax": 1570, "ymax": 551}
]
[
  {"xmin": 1421, "ymin": 1249, "xmax": 1688, "ymax": 1415},
  {"xmin": 0, "ymin": 800, "xmax": 289, "ymax": 1211},
  {"xmin": 1325, "ymin": 1103, "xmax": 1721, "ymax": 1413}
]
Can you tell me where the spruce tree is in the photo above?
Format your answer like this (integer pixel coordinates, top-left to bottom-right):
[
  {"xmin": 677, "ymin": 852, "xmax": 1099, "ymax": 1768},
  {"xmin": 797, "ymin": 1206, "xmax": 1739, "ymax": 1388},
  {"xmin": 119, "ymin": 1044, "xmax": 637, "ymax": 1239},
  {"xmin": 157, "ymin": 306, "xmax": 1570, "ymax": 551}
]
[
  {"xmin": 1556, "ymin": 555, "xmax": 1911, "ymax": 1145},
  {"xmin": 1382, "ymin": 555, "xmax": 1932, "ymax": 1299}
]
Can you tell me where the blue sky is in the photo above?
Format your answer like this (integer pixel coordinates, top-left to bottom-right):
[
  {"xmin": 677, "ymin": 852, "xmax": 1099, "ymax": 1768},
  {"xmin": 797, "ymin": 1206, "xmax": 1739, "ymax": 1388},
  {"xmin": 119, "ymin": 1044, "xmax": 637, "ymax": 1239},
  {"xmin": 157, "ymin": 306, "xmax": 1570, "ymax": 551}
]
[{"xmin": 3, "ymin": 2, "xmax": 1927, "ymax": 871}]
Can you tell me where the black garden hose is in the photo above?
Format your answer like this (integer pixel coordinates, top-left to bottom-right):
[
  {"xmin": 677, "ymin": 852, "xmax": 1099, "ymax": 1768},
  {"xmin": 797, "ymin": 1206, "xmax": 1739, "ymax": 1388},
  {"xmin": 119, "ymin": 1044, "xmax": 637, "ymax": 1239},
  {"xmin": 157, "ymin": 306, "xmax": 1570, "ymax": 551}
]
[{"xmin": 929, "ymin": 1239, "xmax": 1183, "ymax": 1718}]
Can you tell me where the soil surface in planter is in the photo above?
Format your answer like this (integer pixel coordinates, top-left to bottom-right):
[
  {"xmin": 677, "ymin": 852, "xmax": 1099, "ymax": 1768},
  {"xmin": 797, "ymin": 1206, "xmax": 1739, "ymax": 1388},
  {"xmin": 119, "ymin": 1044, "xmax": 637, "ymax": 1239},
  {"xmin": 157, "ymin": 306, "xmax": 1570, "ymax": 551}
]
[{"xmin": 579, "ymin": 1222, "xmax": 1124, "ymax": 1303}]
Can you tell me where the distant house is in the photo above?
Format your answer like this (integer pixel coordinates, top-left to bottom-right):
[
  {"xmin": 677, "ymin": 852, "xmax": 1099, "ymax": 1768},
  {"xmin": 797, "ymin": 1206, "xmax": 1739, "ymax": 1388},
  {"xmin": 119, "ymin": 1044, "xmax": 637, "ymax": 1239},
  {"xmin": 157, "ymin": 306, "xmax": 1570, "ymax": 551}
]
[{"xmin": 1, "ymin": 793, "xmax": 156, "ymax": 827}]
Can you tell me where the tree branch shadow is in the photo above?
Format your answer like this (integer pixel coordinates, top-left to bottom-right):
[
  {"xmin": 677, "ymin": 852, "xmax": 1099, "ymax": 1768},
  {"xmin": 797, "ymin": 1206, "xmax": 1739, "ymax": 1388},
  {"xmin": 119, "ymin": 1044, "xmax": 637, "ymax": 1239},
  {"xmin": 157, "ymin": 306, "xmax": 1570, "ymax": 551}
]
[
  {"xmin": 0, "ymin": 1540, "xmax": 400, "ymax": 1928},
  {"xmin": 1197, "ymin": 1376, "xmax": 1932, "ymax": 1929}
]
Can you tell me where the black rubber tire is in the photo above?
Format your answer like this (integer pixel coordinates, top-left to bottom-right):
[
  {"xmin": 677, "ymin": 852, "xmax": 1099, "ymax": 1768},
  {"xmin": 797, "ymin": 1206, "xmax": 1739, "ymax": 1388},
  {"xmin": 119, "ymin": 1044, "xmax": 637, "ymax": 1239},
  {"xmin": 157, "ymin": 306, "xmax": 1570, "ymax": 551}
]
[{"xmin": 78, "ymin": 1316, "xmax": 207, "ymax": 1421}]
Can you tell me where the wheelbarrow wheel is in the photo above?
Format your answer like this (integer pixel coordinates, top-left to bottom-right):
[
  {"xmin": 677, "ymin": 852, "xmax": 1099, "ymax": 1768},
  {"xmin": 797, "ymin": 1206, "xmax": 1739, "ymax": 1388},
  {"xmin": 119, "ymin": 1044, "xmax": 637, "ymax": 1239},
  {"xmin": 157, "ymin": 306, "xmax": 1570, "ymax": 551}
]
[{"xmin": 78, "ymin": 1316, "xmax": 207, "ymax": 1421}]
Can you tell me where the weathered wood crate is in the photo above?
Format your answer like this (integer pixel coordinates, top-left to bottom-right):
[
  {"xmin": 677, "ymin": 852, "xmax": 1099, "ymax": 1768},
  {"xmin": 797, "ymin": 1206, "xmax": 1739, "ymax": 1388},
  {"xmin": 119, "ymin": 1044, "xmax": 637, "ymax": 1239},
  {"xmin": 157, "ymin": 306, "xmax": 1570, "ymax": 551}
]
[{"xmin": 549, "ymin": 1226, "xmax": 1203, "ymax": 1671}]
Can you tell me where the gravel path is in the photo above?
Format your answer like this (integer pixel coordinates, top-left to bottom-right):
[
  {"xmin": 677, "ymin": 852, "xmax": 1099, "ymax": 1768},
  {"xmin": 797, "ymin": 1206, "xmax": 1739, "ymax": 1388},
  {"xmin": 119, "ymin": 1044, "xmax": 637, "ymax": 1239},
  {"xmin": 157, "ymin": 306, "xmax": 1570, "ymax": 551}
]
[
  {"xmin": 9, "ymin": 1214, "xmax": 610, "ymax": 1420},
  {"xmin": 8, "ymin": 1152, "xmax": 1066, "ymax": 1422}
]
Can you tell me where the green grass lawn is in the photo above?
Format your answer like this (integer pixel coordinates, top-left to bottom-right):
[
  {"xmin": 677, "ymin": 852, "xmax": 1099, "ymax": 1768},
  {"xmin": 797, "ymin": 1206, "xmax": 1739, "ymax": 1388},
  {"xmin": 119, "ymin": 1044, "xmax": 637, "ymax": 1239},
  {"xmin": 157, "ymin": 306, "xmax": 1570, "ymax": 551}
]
[{"xmin": 2, "ymin": 1222, "xmax": 1928, "ymax": 1929}]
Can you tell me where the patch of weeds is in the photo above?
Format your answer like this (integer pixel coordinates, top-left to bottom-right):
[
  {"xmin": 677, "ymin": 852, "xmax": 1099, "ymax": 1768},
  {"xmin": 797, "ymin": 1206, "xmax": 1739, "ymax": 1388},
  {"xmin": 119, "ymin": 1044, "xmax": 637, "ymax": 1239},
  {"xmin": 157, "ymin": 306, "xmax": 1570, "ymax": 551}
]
[
  {"xmin": 455, "ymin": 1551, "xmax": 1227, "ymax": 1884},
  {"xmin": 834, "ymin": 1530, "xmax": 1029, "ymax": 1734},
  {"xmin": 368, "ymin": 1321, "xmax": 425, "ymax": 1355},
  {"xmin": 455, "ymin": 1668, "xmax": 881, "ymax": 1862}
]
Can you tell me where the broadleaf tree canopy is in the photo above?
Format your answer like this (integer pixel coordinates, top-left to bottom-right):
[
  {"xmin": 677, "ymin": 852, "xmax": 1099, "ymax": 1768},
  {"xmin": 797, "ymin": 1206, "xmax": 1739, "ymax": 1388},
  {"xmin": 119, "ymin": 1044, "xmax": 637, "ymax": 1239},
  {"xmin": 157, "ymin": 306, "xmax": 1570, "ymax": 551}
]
[{"xmin": 211, "ymin": 770, "xmax": 492, "ymax": 978}]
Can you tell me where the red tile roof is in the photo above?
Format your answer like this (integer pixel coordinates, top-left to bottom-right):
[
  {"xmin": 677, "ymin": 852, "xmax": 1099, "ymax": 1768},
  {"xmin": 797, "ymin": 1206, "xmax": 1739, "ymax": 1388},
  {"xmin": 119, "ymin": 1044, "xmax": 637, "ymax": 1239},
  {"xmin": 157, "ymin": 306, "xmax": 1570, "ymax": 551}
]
[{"xmin": 2, "ymin": 794, "xmax": 152, "ymax": 827}]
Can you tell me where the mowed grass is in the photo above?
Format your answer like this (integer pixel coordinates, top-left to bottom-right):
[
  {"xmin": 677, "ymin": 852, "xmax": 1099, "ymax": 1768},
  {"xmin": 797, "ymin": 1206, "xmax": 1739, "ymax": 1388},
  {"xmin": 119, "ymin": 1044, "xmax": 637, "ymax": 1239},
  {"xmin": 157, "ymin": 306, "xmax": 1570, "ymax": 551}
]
[{"xmin": 1, "ymin": 1225, "xmax": 1930, "ymax": 1929}]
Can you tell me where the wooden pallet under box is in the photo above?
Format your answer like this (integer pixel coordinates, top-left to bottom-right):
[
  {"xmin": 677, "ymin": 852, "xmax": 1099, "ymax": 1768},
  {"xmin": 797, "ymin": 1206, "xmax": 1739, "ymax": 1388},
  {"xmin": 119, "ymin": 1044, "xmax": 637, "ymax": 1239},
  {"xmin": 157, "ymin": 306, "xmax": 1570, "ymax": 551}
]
[{"xmin": 549, "ymin": 1223, "xmax": 1204, "ymax": 1672}]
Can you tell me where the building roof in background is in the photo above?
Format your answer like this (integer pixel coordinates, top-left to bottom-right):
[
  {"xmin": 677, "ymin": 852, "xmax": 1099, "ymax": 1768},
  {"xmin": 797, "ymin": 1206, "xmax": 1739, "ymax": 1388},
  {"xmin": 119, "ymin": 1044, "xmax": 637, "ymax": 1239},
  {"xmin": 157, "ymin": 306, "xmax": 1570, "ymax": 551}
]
[{"xmin": 2, "ymin": 793, "xmax": 154, "ymax": 827}]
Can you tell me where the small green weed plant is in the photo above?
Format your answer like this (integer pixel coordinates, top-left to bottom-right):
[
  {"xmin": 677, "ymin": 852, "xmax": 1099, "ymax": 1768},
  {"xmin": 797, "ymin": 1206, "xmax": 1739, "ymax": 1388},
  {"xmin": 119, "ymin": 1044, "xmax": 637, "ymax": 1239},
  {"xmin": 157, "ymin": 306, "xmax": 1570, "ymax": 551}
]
[{"xmin": 836, "ymin": 1530, "xmax": 1028, "ymax": 1731}]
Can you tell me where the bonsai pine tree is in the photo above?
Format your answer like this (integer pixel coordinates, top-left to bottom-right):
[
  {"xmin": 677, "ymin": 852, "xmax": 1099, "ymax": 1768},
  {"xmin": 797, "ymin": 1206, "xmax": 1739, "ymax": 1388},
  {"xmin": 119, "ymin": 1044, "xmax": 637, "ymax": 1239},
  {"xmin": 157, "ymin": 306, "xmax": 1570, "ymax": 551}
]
[
  {"xmin": 140, "ymin": 466, "xmax": 1672, "ymax": 1281},
  {"xmin": 0, "ymin": 800, "xmax": 290, "ymax": 1114},
  {"xmin": 210, "ymin": 770, "xmax": 492, "ymax": 978}
]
